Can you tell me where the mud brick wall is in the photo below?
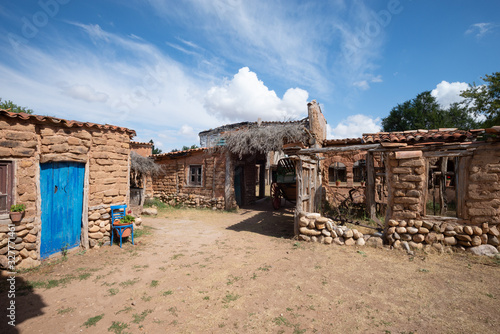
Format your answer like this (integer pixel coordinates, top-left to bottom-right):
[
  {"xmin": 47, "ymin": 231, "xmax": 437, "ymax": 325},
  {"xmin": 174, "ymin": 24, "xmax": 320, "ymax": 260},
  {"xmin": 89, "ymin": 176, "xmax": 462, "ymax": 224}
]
[
  {"xmin": 322, "ymin": 150, "xmax": 368, "ymax": 207},
  {"xmin": 0, "ymin": 114, "xmax": 133, "ymax": 268},
  {"xmin": 153, "ymin": 151, "xmax": 226, "ymax": 209},
  {"xmin": 466, "ymin": 142, "xmax": 500, "ymax": 225}
]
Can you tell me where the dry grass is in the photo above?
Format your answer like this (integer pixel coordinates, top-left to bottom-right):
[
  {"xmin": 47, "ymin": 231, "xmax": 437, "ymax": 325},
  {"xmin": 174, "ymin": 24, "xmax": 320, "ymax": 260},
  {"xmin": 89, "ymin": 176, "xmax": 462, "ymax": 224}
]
[{"xmin": 6, "ymin": 202, "xmax": 499, "ymax": 334}]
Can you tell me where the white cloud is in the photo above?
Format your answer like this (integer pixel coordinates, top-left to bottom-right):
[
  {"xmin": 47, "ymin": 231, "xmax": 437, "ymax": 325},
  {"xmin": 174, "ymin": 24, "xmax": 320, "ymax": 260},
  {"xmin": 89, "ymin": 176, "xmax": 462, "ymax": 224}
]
[
  {"xmin": 328, "ymin": 114, "xmax": 381, "ymax": 139},
  {"xmin": 204, "ymin": 67, "xmax": 308, "ymax": 122},
  {"xmin": 353, "ymin": 74, "xmax": 383, "ymax": 90},
  {"xmin": 465, "ymin": 22, "xmax": 496, "ymax": 38},
  {"xmin": 431, "ymin": 80, "xmax": 469, "ymax": 109},
  {"xmin": 61, "ymin": 84, "xmax": 109, "ymax": 103},
  {"xmin": 0, "ymin": 23, "xmax": 221, "ymax": 153}
]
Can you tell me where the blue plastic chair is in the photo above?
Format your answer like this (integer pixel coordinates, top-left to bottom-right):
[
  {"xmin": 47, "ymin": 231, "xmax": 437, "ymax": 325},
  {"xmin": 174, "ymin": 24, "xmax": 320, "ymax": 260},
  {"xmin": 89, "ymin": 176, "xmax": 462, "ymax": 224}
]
[{"xmin": 110, "ymin": 205, "xmax": 134, "ymax": 248}]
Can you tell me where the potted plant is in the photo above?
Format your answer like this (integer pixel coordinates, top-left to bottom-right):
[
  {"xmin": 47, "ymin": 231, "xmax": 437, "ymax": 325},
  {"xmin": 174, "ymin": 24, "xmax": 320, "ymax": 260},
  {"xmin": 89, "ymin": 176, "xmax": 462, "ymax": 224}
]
[
  {"xmin": 10, "ymin": 204, "xmax": 25, "ymax": 223},
  {"xmin": 336, "ymin": 179, "xmax": 341, "ymax": 186},
  {"xmin": 114, "ymin": 214, "xmax": 135, "ymax": 238},
  {"xmin": 360, "ymin": 180, "xmax": 366, "ymax": 187},
  {"xmin": 446, "ymin": 175, "xmax": 451, "ymax": 187}
]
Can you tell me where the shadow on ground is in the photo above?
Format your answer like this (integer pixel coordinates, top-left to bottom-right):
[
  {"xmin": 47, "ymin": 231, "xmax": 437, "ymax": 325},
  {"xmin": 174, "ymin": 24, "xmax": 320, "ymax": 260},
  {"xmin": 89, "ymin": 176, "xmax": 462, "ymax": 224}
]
[
  {"xmin": 226, "ymin": 197, "xmax": 295, "ymax": 239},
  {"xmin": 0, "ymin": 273, "xmax": 47, "ymax": 334}
]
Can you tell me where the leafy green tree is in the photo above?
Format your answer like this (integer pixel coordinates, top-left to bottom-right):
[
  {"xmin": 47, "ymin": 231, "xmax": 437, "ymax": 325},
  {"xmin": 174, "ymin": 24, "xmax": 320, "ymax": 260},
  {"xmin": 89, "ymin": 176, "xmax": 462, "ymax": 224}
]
[
  {"xmin": 382, "ymin": 91, "xmax": 478, "ymax": 132},
  {"xmin": 0, "ymin": 98, "xmax": 33, "ymax": 114},
  {"xmin": 181, "ymin": 144, "xmax": 199, "ymax": 151},
  {"xmin": 443, "ymin": 102, "xmax": 478, "ymax": 130},
  {"xmin": 149, "ymin": 139, "xmax": 162, "ymax": 155},
  {"xmin": 460, "ymin": 72, "xmax": 500, "ymax": 127},
  {"xmin": 382, "ymin": 91, "xmax": 445, "ymax": 131}
]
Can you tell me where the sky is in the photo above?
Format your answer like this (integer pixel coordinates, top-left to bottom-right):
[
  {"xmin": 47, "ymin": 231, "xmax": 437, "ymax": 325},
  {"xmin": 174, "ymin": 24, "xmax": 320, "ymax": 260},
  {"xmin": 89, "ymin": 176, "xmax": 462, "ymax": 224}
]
[{"xmin": 0, "ymin": 0, "xmax": 499, "ymax": 152}]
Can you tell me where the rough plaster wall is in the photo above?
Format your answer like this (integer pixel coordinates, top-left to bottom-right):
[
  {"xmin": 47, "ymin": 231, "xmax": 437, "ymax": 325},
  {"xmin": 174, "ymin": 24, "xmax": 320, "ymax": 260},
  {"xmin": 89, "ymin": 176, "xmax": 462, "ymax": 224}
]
[{"xmin": 131, "ymin": 144, "xmax": 152, "ymax": 157}]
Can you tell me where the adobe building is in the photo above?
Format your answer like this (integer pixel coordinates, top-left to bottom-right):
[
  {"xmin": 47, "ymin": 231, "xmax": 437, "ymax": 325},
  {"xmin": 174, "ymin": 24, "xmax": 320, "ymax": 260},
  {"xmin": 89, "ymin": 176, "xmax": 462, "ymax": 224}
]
[
  {"xmin": 0, "ymin": 110, "xmax": 135, "ymax": 269},
  {"xmin": 292, "ymin": 126, "xmax": 500, "ymax": 251},
  {"xmin": 151, "ymin": 100, "xmax": 327, "ymax": 210}
]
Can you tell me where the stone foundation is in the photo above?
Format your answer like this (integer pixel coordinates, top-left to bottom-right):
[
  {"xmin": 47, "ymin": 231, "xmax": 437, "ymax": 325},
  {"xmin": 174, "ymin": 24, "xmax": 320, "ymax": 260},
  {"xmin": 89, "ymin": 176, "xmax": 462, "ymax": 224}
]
[
  {"xmin": 0, "ymin": 216, "xmax": 41, "ymax": 269},
  {"xmin": 297, "ymin": 211, "xmax": 382, "ymax": 247},
  {"xmin": 386, "ymin": 219, "xmax": 500, "ymax": 251},
  {"xmin": 158, "ymin": 193, "xmax": 225, "ymax": 210}
]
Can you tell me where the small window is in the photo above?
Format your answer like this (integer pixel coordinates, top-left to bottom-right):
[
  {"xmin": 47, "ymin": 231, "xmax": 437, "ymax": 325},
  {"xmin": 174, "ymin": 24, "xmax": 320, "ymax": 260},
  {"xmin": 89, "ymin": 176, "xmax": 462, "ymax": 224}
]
[
  {"xmin": 0, "ymin": 161, "xmax": 14, "ymax": 214},
  {"xmin": 189, "ymin": 165, "xmax": 202, "ymax": 186},
  {"xmin": 329, "ymin": 162, "xmax": 347, "ymax": 184},
  {"xmin": 353, "ymin": 159, "xmax": 366, "ymax": 183}
]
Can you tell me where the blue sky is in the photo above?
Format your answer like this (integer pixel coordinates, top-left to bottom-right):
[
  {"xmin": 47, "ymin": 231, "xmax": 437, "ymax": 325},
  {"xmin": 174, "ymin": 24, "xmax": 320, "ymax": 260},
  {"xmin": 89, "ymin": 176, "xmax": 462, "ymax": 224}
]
[{"xmin": 0, "ymin": 0, "xmax": 499, "ymax": 152}]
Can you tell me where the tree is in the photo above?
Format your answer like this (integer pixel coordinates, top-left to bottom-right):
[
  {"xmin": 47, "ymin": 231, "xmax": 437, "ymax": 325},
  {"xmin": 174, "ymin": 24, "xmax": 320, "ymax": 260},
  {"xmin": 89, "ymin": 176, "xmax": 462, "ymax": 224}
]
[
  {"xmin": 0, "ymin": 98, "xmax": 33, "ymax": 114},
  {"xmin": 443, "ymin": 102, "xmax": 478, "ymax": 130},
  {"xmin": 149, "ymin": 139, "xmax": 162, "ymax": 155},
  {"xmin": 460, "ymin": 72, "xmax": 500, "ymax": 127},
  {"xmin": 382, "ymin": 91, "xmax": 445, "ymax": 132},
  {"xmin": 382, "ymin": 91, "xmax": 478, "ymax": 132},
  {"xmin": 181, "ymin": 144, "xmax": 199, "ymax": 151}
]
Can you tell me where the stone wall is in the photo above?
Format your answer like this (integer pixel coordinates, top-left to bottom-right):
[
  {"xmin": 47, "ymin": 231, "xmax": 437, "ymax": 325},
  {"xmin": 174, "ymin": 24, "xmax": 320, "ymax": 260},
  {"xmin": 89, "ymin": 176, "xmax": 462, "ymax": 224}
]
[
  {"xmin": 88, "ymin": 131, "xmax": 130, "ymax": 206},
  {"xmin": 386, "ymin": 151, "xmax": 426, "ymax": 220},
  {"xmin": 466, "ymin": 142, "xmax": 500, "ymax": 224},
  {"xmin": 0, "ymin": 113, "xmax": 133, "ymax": 268},
  {"xmin": 153, "ymin": 151, "xmax": 226, "ymax": 209},
  {"xmin": 297, "ymin": 211, "xmax": 383, "ymax": 247},
  {"xmin": 384, "ymin": 146, "xmax": 500, "ymax": 252},
  {"xmin": 386, "ymin": 219, "xmax": 500, "ymax": 251}
]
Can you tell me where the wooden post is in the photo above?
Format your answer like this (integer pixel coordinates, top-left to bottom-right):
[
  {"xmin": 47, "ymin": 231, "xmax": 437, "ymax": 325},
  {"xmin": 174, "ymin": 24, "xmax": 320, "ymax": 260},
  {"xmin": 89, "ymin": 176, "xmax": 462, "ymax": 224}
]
[
  {"xmin": 224, "ymin": 152, "xmax": 234, "ymax": 210},
  {"xmin": 212, "ymin": 157, "xmax": 216, "ymax": 199},
  {"xmin": 457, "ymin": 156, "xmax": 470, "ymax": 219},
  {"xmin": 366, "ymin": 152, "xmax": 376, "ymax": 220},
  {"xmin": 294, "ymin": 157, "xmax": 303, "ymax": 236},
  {"xmin": 259, "ymin": 162, "xmax": 265, "ymax": 198},
  {"xmin": 439, "ymin": 158, "xmax": 447, "ymax": 215},
  {"xmin": 81, "ymin": 161, "xmax": 90, "ymax": 249}
]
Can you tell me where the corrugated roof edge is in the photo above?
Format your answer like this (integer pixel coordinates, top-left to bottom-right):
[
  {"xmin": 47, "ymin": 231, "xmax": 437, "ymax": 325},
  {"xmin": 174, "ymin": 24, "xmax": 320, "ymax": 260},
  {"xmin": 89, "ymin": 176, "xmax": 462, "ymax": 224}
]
[{"xmin": 0, "ymin": 109, "xmax": 136, "ymax": 137}]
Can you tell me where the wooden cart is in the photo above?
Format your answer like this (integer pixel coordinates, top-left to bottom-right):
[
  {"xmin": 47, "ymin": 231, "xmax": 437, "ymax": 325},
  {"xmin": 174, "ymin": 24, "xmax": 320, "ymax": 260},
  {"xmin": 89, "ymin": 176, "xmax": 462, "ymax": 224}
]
[{"xmin": 271, "ymin": 158, "xmax": 297, "ymax": 209}]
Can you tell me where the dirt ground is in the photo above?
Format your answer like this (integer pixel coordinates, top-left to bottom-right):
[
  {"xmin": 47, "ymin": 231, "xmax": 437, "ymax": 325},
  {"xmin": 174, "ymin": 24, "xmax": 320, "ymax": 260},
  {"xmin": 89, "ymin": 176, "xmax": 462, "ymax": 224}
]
[{"xmin": 1, "ymin": 199, "xmax": 500, "ymax": 334}]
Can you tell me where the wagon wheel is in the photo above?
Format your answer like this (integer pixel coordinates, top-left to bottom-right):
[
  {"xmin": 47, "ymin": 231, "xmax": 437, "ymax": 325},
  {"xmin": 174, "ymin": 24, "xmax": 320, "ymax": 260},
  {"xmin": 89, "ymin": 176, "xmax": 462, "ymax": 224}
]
[{"xmin": 271, "ymin": 182, "xmax": 282, "ymax": 210}]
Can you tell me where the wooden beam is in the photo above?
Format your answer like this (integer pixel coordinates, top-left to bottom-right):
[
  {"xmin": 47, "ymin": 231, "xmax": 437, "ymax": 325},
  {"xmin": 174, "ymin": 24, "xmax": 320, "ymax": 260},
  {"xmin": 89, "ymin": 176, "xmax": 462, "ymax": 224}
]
[
  {"xmin": 423, "ymin": 150, "xmax": 474, "ymax": 158},
  {"xmin": 297, "ymin": 143, "xmax": 380, "ymax": 154}
]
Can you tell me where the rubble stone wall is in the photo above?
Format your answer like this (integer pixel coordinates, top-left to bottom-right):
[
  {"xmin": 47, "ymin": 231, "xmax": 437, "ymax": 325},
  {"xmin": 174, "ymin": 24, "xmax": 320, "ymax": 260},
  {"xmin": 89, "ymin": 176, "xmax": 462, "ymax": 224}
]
[
  {"xmin": 466, "ymin": 142, "xmax": 500, "ymax": 224},
  {"xmin": 153, "ymin": 152, "xmax": 226, "ymax": 209},
  {"xmin": 0, "ymin": 116, "xmax": 132, "ymax": 269},
  {"xmin": 297, "ymin": 211, "xmax": 384, "ymax": 247}
]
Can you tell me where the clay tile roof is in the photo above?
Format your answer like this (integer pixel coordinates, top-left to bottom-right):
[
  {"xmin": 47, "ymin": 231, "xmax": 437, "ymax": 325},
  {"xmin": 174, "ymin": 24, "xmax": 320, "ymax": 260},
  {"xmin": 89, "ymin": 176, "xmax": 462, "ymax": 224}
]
[
  {"xmin": 361, "ymin": 128, "xmax": 484, "ymax": 144},
  {"xmin": 131, "ymin": 141, "xmax": 153, "ymax": 146},
  {"xmin": 0, "ymin": 109, "xmax": 136, "ymax": 136},
  {"xmin": 152, "ymin": 147, "xmax": 208, "ymax": 158},
  {"xmin": 323, "ymin": 138, "xmax": 362, "ymax": 146}
]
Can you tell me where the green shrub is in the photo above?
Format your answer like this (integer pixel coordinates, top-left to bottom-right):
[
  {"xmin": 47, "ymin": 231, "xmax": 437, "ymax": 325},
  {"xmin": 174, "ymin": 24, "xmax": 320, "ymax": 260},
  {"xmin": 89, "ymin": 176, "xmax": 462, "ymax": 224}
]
[{"xmin": 10, "ymin": 204, "xmax": 25, "ymax": 212}]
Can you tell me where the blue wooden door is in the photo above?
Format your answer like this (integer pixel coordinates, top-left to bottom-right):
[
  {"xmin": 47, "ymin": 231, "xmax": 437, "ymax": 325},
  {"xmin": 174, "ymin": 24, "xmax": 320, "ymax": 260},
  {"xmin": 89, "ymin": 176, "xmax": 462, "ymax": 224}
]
[{"xmin": 40, "ymin": 162, "xmax": 85, "ymax": 258}]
